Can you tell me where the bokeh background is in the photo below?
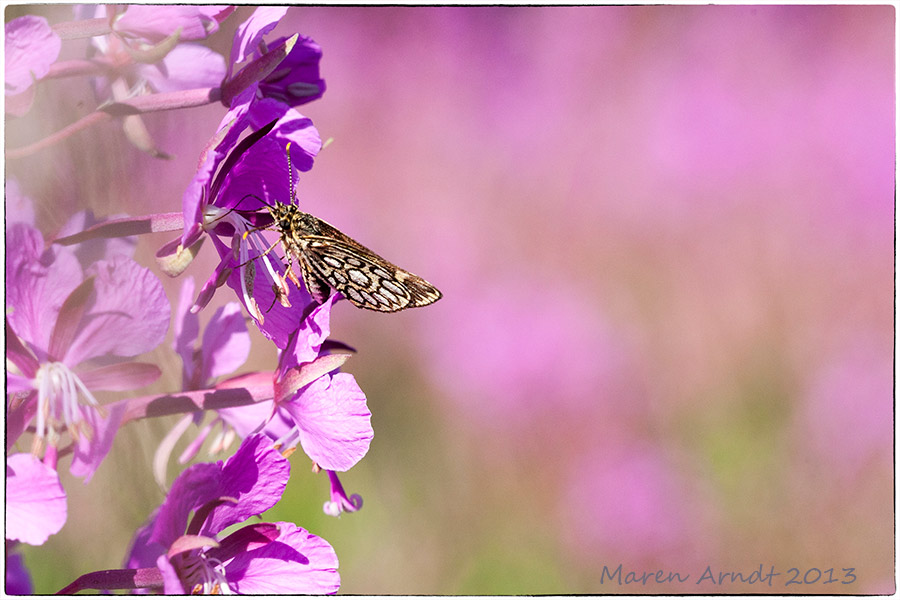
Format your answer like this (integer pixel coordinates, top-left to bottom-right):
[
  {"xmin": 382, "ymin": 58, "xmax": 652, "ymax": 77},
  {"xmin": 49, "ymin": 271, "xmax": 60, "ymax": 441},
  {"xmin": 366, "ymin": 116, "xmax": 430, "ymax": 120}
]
[{"xmin": 6, "ymin": 5, "xmax": 894, "ymax": 594}]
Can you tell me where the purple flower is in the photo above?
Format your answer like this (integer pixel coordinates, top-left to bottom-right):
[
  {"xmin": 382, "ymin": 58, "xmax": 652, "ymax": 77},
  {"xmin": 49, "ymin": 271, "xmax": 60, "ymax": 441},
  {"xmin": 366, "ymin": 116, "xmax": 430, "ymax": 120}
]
[
  {"xmin": 6, "ymin": 223, "xmax": 169, "ymax": 478},
  {"xmin": 162, "ymin": 104, "xmax": 321, "ymax": 348},
  {"xmin": 128, "ymin": 434, "xmax": 340, "ymax": 594},
  {"xmin": 5, "ymin": 15, "xmax": 61, "ymax": 116},
  {"xmin": 223, "ymin": 7, "xmax": 325, "ymax": 108},
  {"xmin": 5, "ymin": 453, "xmax": 67, "ymax": 546}
]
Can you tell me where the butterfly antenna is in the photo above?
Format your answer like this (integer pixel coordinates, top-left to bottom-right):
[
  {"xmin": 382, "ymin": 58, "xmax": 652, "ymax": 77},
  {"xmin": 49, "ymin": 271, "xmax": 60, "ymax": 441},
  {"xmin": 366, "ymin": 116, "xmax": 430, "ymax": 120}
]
[{"xmin": 286, "ymin": 142, "xmax": 296, "ymax": 206}]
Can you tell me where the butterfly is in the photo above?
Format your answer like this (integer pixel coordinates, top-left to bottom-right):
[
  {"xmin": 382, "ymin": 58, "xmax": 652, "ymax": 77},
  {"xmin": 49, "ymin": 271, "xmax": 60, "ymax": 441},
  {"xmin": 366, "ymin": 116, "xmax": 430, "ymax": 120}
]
[{"xmin": 268, "ymin": 200, "xmax": 442, "ymax": 312}]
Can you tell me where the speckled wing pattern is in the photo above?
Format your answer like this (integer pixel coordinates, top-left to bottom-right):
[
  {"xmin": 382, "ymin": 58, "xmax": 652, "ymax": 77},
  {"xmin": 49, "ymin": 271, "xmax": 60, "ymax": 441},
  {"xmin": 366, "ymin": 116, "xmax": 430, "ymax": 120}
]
[{"xmin": 271, "ymin": 203, "xmax": 442, "ymax": 312}]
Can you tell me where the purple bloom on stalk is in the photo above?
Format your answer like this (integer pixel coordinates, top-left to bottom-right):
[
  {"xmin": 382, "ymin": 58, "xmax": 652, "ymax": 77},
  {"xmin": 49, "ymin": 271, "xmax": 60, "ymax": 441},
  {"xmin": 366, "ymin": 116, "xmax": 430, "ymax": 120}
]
[
  {"xmin": 127, "ymin": 434, "xmax": 340, "ymax": 594},
  {"xmin": 222, "ymin": 6, "xmax": 325, "ymax": 108},
  {"xmin": 6, "ymin": 223, "xmax": 169, "ymax": 479},
  {"xmin": 5, "ymin": 15, "xmax": 62, "ymax": 116},
  {"xmin": 161, "ymin": 102, "xmax": 321, "ymax": 349},
  {"xmin": 6, "ymin": 453, "xmax": 67, "ymax": 545}
]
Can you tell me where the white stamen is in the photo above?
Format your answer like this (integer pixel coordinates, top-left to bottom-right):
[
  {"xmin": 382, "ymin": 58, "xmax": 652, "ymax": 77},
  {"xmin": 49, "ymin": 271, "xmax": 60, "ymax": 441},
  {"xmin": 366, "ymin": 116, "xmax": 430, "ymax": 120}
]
[{"xmin": 33, "ymin": 362, "xmax": 101, "ymax": 446}]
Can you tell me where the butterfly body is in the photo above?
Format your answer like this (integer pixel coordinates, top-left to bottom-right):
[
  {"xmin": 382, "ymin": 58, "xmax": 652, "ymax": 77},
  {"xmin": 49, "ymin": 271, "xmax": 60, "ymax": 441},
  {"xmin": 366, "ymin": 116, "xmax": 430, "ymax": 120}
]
[{"xmin": 268, "ymin": 202, "xmax": 442, "ymax": 312}]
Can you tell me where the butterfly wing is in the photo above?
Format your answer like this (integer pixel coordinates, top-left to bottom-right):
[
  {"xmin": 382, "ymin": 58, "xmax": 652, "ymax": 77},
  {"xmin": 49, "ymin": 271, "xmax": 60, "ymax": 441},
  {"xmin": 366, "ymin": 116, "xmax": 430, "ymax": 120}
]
[{"xmin": 296, "ymin": 229, "xmax": 442, "ymax": 312}]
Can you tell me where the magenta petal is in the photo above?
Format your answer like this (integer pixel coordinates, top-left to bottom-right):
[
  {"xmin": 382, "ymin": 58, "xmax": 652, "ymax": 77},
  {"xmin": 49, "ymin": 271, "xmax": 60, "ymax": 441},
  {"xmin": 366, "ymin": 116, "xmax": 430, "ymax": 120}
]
[
  {"xmin": 156, "ymin": 554, "xmax": 186, "ymax": 594},
  {"xmin": 212, "ymin": 522, "xmax": 281, "ymax": 558},
  {"xmin": 114, "ymin": 6, "xmax": 227, "ymax": 43},
  {"xmin": 247, "ymin": 101, "xmax": 322, "ymax": 173},
  {"xmin": 223, "ymin": 522, "xmax": 339, "ymax": 594},
  {"xmin": 7, "ymin": 224, "xmax": 83, "ymax": 357},
  {"xmin": 229, "ymin": 6, "xmax": 289, "ymax": 72},
  {"xmin": 258, "ymin": 35, "xmax": 325, "ymax": 106},
  {"xmin": 283, "ymin": 373, "xmax": 372, "ymax": 472},
  {"xmin": 150, "ymin": 461, "xmax": 223, "ymax": 547},
  {"xmin": 6, "ymin": 320, "xmax": 39, "ymax": 377},
  {"xmin": 201, "ymin": 302, "xmax": 250, "ymax": 383},
  {"xmin": 181, "ymin": 151, "xmax": 219, "ymax": 247},
  {"xmin": 290, "ymin": 295, "xmax": 337, "ymax": 365},
  {"xmin": 69, "ymin": 401, "xmax": 127, "ymax": 482},
  {"xmin": 222, "ymin": 256, "xmax": 313, "ymax": 350},
  {"xmin": 201, "ymin": 434, "xmax": 290, "ymax": 535},
  {"xmin": 140, "ymin": 44, "xmax": 226, "ymax": 93},
  {"xmin": 5, "ymin": 15, "xmax": 61, "ymax": 95},
  {"xmin": 6, "ymin": 453, "xmax": 67, "ymax": 545},
  {"xmin": 64, "ymin": 257, "xmax": 170, "ymax": 366}
]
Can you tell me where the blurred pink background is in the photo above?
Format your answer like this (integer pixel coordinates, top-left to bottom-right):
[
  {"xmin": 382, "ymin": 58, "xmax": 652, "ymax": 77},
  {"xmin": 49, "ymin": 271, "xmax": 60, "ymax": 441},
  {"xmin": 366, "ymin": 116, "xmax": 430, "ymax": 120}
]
[{"xmin": 7, "ymin": 5, "xmax": 894, "ymax": 594}]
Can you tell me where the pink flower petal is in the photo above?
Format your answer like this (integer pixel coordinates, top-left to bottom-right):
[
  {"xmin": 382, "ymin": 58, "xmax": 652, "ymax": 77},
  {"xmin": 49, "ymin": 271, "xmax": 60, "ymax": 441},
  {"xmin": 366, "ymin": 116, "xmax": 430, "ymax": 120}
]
[
  {"xmin": 5, "ymin": 15, "xmax": 61, "ymax": 96},
  {"xmin": 114, "ymin": 6, "xmax": 228, "ymax": 43},
  {"xmin": 69, "ymin": 401, "xmax": 127, "ymax": 482},
  {"xmin": 224, "ymin": 522, "xmax": 340, "ymax": 594},
  {"xmin": 283, "ymin": 373, "xmax": 372, "ymax": 471},
  {"xmin": 6, "ymin": 453, "xmax": 67, "ymax": 545},
  {"xmin": 63, "ymin": 256, "xmax": 170, "ymax": 366},
  {"xmin": 139, "ymin": 44, "xmax": 226, "ymax": 93},
  {"xmin": 228, "ymin": 6, "xmax": 289, "ymax": 73},
  {"xmin": 201, "ymin": 302, "xmax": 250, "ymax": 383}
]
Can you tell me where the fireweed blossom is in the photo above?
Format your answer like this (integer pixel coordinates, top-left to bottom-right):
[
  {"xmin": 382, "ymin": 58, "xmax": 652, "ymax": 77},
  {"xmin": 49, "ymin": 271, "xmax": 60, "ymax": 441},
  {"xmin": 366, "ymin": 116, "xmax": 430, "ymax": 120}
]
[
  {"xmin": 119, "ymin": 434, "xmax": 340, "ymax": 595},
  {"xmin": 8, "ymin": 6, "xmax": 325, "ymax": 160},
  {"xmin": 79, "ymin": 5, "xmax": 231, "ymax": 98},
  {"xmin": 6, "ymin": 222, "xmax": 170, "ymax": 478},
  {"xmin": 160, "ymin": 103, "xmax": 322, "ymax": 348},
  {"xmin": 220, "ymin": 6, "xmax": 325, "ymax": 108}
]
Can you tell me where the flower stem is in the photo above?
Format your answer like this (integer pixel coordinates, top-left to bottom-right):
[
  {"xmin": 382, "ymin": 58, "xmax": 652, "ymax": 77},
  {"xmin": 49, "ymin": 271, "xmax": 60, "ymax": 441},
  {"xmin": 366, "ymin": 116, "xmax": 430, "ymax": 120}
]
[
  {"xmin": 51, "ymin": 17, "xmax": 111, "ymax": 40},
  {"xmin": 56, "ymin": 567, "xmax": 164, "ymax": 594},
  {"xmin": 7, "ymin": 111, "xmax": 110, "ymax": 160},
  {"xmin": 7, "ymin": 88, "xmax": 221, "ymax": 160}
]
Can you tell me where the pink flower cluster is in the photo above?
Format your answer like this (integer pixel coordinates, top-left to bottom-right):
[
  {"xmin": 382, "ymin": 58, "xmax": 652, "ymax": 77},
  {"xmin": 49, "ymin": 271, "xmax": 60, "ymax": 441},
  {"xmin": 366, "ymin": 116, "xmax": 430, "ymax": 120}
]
[{"xmin": 6, "ymin": 6, "xmax": 377, "ymax": 595}]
